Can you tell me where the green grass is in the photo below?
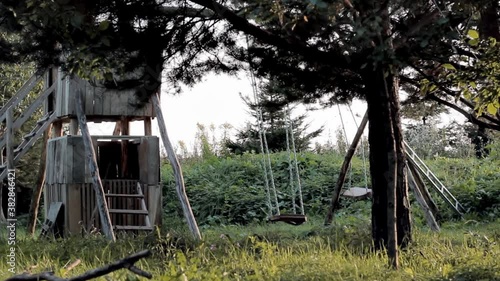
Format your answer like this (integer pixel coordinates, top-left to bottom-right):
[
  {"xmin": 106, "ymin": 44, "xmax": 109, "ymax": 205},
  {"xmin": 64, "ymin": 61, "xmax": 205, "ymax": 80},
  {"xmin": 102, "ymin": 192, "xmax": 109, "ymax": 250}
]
[{"xmin": 1, "ymin": 218, "xmax": 499, "ymax": 280}]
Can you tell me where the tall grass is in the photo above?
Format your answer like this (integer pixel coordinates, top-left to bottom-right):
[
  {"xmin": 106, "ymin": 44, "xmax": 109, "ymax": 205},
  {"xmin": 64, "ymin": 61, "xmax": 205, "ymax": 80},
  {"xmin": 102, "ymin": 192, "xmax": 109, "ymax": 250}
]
[{"xmin": 1, "ymin": 220, "xmax": 498, "ymax": 280}]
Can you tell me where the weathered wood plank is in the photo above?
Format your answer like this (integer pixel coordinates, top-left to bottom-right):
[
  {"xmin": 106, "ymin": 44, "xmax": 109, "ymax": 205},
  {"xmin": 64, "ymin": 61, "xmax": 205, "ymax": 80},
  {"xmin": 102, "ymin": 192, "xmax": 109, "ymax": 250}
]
[
  {"xmin": 52, "ymin": 121, "xmax": 63, "ymax": 138},
  {"xmin": 148, "ymin": 137, "xmax": 160, "ymax": 185},
  {"xmin": 144, "ymin": 118, "xmax": 152, "ymax": 136},
  {"xmin": 101, "ymin": 91, "xmax": 113, "ymax": 116},
  {"xmin": 152, "ymin": 92, "xmax": 201, "ymax": 240},
  {"xmin": 76, "ymin": 89, "xmax": 116, "ymax": 242},
  {"xmin": 69, "ymin": 119, "xmax": 79, "ymax": 135},
  {"xmin": 6, "ymin": 107, "xmax": 14, "ymax": 170},
  {"xmin": 45, "ymin": 140, "xmax": 54, "ymax": 185},
  {"xmin": 66, "ymin": 184, "xmax": 82, "ymax": 234},
  {"xmin": 138, "ymin": 138, "xmax": 148, "ymax": 184},
  {"xmin": 93, "ymin": 87, "xmax": 104, "ymax": 116},
  {"xmin": 72, "ymin": 136, "xmax": 86, "ymax": 183},
  {"xmin": 55, "ymin": 70, "xmax": 63, "ymax": 117},
  {"xmin": 84, "ymin": 83, "xmax": 94, "ymax": 116},
  {"xmin": 120, "ymin": 117, "xmax": 130, "ymax": 178},
  {"xmin": 408, "ymin": 166, "xmax": 440, "ymax": 231}
]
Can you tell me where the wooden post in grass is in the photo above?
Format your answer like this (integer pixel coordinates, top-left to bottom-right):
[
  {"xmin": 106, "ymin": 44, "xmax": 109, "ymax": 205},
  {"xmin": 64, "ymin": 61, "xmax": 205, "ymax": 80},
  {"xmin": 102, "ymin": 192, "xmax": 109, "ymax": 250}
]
[
  {"xmin": 76, "ymin": 89, "xmax": 116, "ymax": 242},
  {"xmin": 151, "ymin": 92, "xmax": 201, "ymax": 240},
  {"xmin": 408, "ymin": 166, "xmax": 440, "ymax": 231},
  {"xmin": 324, "ymin": 111, "xmax": 369, "ymax": 225}
]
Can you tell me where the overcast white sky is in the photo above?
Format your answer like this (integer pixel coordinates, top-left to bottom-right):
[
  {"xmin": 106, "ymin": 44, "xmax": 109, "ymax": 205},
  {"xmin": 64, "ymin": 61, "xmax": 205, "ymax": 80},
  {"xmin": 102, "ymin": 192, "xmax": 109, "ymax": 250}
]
[{"xmin": 89, "ymin": 71, "xmax": 465, "ymax": 153}]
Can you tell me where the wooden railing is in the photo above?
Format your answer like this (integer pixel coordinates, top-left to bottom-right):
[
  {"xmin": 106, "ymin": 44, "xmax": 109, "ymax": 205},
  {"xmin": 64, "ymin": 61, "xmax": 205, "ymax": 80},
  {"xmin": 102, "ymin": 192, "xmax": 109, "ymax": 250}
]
[{"xmin": 0, "ymin": 69, "xmax": 56, "ymax": 181}]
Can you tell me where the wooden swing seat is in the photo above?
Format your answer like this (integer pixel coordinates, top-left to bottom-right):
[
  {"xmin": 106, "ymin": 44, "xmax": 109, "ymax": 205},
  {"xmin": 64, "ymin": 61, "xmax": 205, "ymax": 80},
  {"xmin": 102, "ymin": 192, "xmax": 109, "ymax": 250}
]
[
  {"xmin": 342, "ymin": 187, "xmax": 372, "ymax": 199},
  {"xmin": 268, "ymin": 214, "xmax": 308, "ymax": 225}
]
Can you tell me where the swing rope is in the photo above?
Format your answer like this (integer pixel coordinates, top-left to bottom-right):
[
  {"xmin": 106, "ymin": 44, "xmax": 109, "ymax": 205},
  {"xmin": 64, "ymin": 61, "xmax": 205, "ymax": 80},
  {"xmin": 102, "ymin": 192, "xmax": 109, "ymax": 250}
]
[
  {"xmin": 285, "ymin": 111, "xmax": 297, "ymax": 214},
  {"xmin": 245, "ymin": 36, "xmax": 306, "ymax": 224},
  {"xmin": 246, "ymin": 36, "xmax": 280, "ymax": 216},
  {"xmin": 347, "ymin": 104, "xmax": 369, "ymax": 191},
  {"xmin": 286, "ymin": 106, "xmax": 305, "ymax": 215},
  {"xmin": 337, "ymin": 104, "xmax": 353, "ymax": 189}
]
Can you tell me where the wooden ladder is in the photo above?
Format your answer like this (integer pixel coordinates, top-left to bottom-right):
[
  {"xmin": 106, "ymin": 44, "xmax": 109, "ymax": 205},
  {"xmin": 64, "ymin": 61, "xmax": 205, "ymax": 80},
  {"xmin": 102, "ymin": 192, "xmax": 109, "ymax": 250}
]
[
  {"xmin": 0, "ymin": 111, "xmax": 56, "ymax": 182},
  {"xmin": 404, "ymin": 141, "xmax": 466, "ymax": 216},
  {"xmin": 105, "ymin": 182, "xmax": 153, "ymax": 232}
]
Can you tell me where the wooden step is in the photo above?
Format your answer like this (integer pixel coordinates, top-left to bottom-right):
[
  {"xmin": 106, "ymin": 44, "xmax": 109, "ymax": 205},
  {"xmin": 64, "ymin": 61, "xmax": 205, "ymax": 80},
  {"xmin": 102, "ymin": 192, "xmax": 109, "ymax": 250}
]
[
  {"xmin": 114, "ymin": 225, "xmax": 154, "ymax": 231},
  {"xmin": 105, "ymin": 193, "xmax": 144, "ymax": 198},
  {"xmin": 37, "ymin": 114, "xmax": 51, "ymax": 124},
  {"xmin": 13, "ymin": 146, "xmax": 23, "ymax": 154},
  {"xmin": 23, "ymin": 131, "xmax": 36, "ymax": 139},
  {"xmin": 108, "ymin": 209, "xmax": 149, "ymax": 215}
]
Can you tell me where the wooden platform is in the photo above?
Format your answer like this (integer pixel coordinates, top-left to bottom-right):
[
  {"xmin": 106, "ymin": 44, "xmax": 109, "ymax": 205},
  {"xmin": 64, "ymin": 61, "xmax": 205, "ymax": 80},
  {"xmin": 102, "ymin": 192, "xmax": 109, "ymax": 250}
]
[
  {"xmin": 268, "ymin": 214, "xmax": 308, "ymax": 225},
  {"xmin": 342, "ymin": 187, "xmax": 372, "ymax": 199}
]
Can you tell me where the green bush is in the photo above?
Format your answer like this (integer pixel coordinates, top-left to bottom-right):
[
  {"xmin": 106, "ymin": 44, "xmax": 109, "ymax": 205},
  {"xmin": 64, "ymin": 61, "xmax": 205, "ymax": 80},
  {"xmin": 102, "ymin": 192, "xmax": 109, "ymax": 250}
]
[
  {"xmin": 162, "ymin": 151, "xmax": 371, "ymax": 226},
  {"xmin": 426, "ymin": 157, "xmax": 500, "ymax": 220},
  {"xmin": 162, "ymin": 150, "xmax": 499, "ymax": 226}
]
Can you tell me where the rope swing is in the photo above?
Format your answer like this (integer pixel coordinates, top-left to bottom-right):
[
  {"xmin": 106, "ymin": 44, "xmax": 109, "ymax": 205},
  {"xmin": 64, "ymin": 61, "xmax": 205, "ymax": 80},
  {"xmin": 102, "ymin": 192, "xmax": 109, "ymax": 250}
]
[{"xmin": 245, "ymin": 37, "xmax": 306, "ymax": 225}]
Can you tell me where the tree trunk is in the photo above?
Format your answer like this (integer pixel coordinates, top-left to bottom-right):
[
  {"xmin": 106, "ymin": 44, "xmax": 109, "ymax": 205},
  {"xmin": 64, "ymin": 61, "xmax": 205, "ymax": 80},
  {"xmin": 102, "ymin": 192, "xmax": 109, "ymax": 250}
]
[
  {"xmin": 364, "ymin": 69, "xmax": 413, "ymax": 266},
  {"xmin": 388, "ymin": 72, "xmax": 412, "ymax": 248},
  {"xmin": 361, "ymin": 3, "xmax": 411, "ymax": 269},
  {"xmin": 27, "ymin": 127, "xmax": 51, "ymax": 235},
  {"xmin": 364, "ymin": 69, "xmax": 399, "ymax": 269}
]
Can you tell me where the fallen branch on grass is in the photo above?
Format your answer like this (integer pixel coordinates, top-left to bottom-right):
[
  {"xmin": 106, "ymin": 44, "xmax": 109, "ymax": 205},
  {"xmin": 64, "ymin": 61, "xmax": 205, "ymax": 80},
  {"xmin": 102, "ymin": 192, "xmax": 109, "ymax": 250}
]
[{"xmin": 5, "ymin": 250, "xmax": 152, "ymax": 281}]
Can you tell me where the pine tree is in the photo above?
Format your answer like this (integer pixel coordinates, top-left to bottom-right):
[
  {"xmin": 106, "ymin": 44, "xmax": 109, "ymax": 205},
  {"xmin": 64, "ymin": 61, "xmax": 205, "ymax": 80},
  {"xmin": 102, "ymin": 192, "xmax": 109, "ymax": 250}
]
[{"xmin": 226, "ymin": 79, "xmax": 322, "ymax": 154}]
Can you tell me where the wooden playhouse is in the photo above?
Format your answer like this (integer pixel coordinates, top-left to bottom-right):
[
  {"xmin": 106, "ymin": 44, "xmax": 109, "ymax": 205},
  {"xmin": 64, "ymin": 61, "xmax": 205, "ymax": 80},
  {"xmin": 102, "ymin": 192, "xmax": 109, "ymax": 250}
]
[{"xmin": 42, "ymin": 68, "xmax": 162, "ymax": 235}]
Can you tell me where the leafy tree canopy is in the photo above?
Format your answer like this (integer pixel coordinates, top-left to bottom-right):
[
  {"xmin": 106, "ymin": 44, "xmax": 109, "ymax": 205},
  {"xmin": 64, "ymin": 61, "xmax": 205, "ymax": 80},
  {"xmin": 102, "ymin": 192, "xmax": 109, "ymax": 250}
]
[{"xmin": 1, "ymin": 0, "xmax": 498, "ymax": 128}]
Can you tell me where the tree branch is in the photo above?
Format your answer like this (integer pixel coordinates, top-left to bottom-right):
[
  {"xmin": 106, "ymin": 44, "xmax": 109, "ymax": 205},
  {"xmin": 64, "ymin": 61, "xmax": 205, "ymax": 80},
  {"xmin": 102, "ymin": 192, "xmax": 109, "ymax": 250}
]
[
  {"xmin": 400, "ymin": 74, "xmax": 500, "ymax": 130},
  {"xmin": 158, "ymin": 6, "xmax": 215, "ymax": 18},
  {"xmin": 5, "ymin": 250, "xmax": 152, "ymax": 281},
  {"xmin": 427, "ymin": 94, "xmax": 500, "ymax": 130},
  {"xmin": 186, "ymin": 0, "xmax": 353, "ymax": 70}
]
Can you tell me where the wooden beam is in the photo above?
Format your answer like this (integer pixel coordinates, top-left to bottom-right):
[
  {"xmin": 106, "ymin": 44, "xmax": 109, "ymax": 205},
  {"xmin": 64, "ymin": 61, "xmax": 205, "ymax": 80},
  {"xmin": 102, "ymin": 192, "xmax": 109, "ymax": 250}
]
[
  {"xmin": 112, "ymin": 121, "xmax": 121, "ymax": 135},
  {"xmin": 324, "ymin": 111, "xmax": 369, "ymax": 225},
  {"xmin": 6, "ymin": 107, "xmax": 14, "ymax": 170},
  {"xmin": 27, "ymin": 125, "xmax": 51, "ymax": 235},
  {"xmin": 151, "ymin": 92, "xmax": 201, "ymax": 240},
  {"xmin": 69, "ymin": 119, "xmax": 79, "ymax": 135},
  {"xmin": 76, "ymin": 90, "xmax": 116, "ymax": 242},
  {"xmin": 120, "ymin": 117, "xmax": 130, "ymax": 178},
  {"xmin": 52, "ymin": 121, "xmax": 63, "ymax": 138},
  {"xmin": 408, "ymin": 161, "xmax": 440, "ymax": 220},
  {"xmin": 408, "ymin": 166, "xmax": 440, "ymax": 231},
  {"xmin": 144, "ymin": 117, "xmax": 152, "ymax": 136}
]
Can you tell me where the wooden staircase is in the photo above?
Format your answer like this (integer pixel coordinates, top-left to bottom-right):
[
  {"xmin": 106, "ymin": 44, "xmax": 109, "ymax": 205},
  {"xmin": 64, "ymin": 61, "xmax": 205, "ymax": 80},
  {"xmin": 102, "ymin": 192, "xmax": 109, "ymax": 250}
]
[
  {"xmin": 0, "ymin": 71, "xmax": 56, "ymax": 183},
  {"xmin": 2, "ymin": 70, "xmax": 154, "ymax": 235},
  {"xmin": 105, "ymin": 183, "xmax": 153, "ymax": 232},
  {"xmin": 404, "ymin": 141, "xmax": 466, "ymax": 216}
]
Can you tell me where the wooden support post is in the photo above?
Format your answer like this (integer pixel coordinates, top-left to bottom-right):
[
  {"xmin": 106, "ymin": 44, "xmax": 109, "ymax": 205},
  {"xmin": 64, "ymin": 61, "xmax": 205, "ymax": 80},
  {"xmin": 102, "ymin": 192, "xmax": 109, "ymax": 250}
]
[
  {"xmin": 6, "ymin": 107, "xmax": 14, "ymax": 170},
  {"xmin": 52, "ymin": 121, "xmax": 63, "ymax": 138},
  {"xmin": 113, "ymin": 121, "xmax": 121, "ymax": 135},
  {"xmin": 76, "ymin": 90, "xmax": 116, "ymax": 242},
  {"xmin": 27, "ymin": 125, "xmax": 51, "ymax": 235},
  {"xmin": 69, "ymin": 119, "xmax": 79, "ymax": 135},
  {"xmin": 408, "ymin": 161, "xmax": 440, "ymax": 220},
  {"xmin": 144, "ymin": 117, "xmax": 152, "ymax": 136},
  {"xmin": 325, "ymin": 111, "xmax": 369, "ymax": 225},
  {"xmin": 120, "ymin": 117, "xmax": 129, "ymax": 178},
  {"xmin": 407, "ymin": 166, "xmax": 440, "ymax": 231},
  {"xmin": 152, "ymin": 92, "xmax": 201, "ymax": 240}
]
